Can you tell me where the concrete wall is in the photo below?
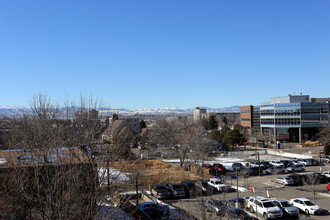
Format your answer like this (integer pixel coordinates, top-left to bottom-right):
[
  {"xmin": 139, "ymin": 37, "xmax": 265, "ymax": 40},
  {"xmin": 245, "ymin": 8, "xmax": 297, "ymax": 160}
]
[
  {"xmin": 228, "ymin": 150, "xmax": 267, "ymax": 157},
  {"xmin": 267, "ymin": 150, "xmax": 313, "ymax": 159}
]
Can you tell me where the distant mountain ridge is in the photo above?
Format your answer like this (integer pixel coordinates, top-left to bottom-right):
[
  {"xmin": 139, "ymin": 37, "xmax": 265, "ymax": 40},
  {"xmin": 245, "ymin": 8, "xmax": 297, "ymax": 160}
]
[{"xmin": 0, "ymin": 105, "xmax": 240, "ymax": 117}]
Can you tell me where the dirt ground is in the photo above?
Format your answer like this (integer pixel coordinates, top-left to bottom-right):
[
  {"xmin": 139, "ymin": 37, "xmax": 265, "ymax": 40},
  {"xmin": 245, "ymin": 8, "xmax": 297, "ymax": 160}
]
[{"xmin": 105, "ymin": 159, "xmax": 207, "ymax": 190}]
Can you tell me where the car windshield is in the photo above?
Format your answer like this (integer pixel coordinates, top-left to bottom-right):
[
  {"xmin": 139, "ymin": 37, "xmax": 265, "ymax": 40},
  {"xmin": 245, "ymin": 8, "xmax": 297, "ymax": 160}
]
[
  {"xmin": 263, "ymin": 202, "xmax": 275, "ymax": 208},
  {"xmin": 172, "ymin": 185, "xmax": 182, "ymax": 189},
  {"xmin": 280, "ymin": 201, "xmax": 291, "ymax": 207},
  {"xmin": 215, "ymin": 181, "xmax": 223, "ymax": 185},
  {"xmin": 158, "ymin": 186, "xmax": 166, "ymax": 190},
  {"xmin": 305, "ymin": 200, "xmax": 316, "ymax": 206}
]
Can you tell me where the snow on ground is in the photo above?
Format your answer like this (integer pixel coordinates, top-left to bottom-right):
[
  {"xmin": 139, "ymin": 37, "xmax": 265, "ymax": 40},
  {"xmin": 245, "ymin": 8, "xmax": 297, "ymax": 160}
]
[{"xmin": 98, "ymin": 167, "xmax": 130, "ymax": 186}]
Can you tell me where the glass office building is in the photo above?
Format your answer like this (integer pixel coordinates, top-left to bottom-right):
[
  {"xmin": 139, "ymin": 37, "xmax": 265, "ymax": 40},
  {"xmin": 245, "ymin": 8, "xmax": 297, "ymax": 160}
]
[{"xmin": 259, "ymin": 95, "xmax": 329, "ymax": 142}]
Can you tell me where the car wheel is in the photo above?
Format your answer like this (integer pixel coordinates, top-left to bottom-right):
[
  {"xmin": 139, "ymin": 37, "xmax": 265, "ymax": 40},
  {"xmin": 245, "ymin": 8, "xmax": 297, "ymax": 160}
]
[
  {"xmin": 327, "ymin": 190, "xmax": 330, "ymax": 194},
  {"xmin": 263, "ymin": 213, "xmax": 268, "ymax": 220},
  {"xmin": 250, "ymin": 206, "xmax": 254, "ymax": 213},
  {"xmin": 292, "ymin": 169, "xmax": 295, "ymax": 172},
  {"xmin": 305, "ymin": 209, "xmax": 309, "ymax": 215}
]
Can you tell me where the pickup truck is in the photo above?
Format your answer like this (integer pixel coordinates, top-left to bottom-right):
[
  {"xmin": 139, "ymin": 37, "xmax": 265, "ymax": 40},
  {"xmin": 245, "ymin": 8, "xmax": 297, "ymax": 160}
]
[{"xmin": 207, "ymin": 178, "xmax": 228, "ymax": 193}]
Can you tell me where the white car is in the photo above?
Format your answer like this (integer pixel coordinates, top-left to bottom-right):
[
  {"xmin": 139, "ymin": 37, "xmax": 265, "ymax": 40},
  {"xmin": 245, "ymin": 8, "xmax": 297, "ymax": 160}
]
[
  {"xmin": 247, "ymin": 196, "xmax": 283, "ymax": 219},
  {"xmin": 320, "ymin": 156, "xmax": 330, "ymax": 163},
  {"xmin": 249, "ymin": 161, "xmax": 265, "ymax": 169},
  {"xmin": 269, "ymin": 161, "xmax": 284, "ymax": 167},
  {"xmin": 207, "ymin": 178, "xmax": 228, "ymax": 192},
  {"xmin": 290, "ymin": 198, "xmax": 321, "ymax": 215},
  {"xmin": 323, "ymin": 171, "xmax": 330, "ymax": 178}
]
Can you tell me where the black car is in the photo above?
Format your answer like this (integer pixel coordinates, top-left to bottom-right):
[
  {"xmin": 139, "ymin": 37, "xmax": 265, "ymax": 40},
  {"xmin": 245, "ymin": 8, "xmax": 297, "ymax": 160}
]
[
  {"xmin": 181, "ymin": 181, "xmax": 196, "ymax": 198},
  {"xmin": 244, "ymin": 167, "xmax": 263, "ymax": 176},
  {"xmin": 310, "ymin": 172, "xmax": 328, "ymax": 184},
  {"xmin": 227, "ymin": 198, "xmax": 246, "ymax": 209},
  {"xmin": 195, "ymin": 181, "xmax": 213, "ymax": 195},
  {"xmin": 225, "ymin": 208, "xmax": 257, "ymax": 220},
  {"xmin": 260, "ymin": 161, "xmax": 272, "ymax": 169},
  {"xmin": 209, "ymin": 163, "xmax": 227, "ymax": 176},
  {"xmin": 151, "ymin": 184, "xmax": 170, "ymax": 199},
  {"xmin": 280, "ymin": 160, "xmax": 291, "ymax": 167},
  {"xmin": 165, "ymin": 183, "xmax": 186, "ymax": 198}
]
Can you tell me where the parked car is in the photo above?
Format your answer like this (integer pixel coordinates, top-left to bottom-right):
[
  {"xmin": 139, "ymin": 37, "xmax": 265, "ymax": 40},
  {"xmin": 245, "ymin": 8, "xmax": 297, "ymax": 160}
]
[
  {"xmin": 290, "ymin": 160, "xmax": 304, "ymax": 166},
  {"xmin": 195, "ymin": 181, "xmax": 213, "ymax": 195},
  {"xmin": 271, "ymin": 199, "xmax": 299, "ymax": 217},
  {"xmin": 209, "ymin": 163, "xmax": 227, "ymax": 176},
  {"xmin": 207, "ymin": 178, "xmax": 228, "ymax": 193},
  {"xmin": 287, "ymin": 173, "xmax": 304, "ymax": 186},
  {"xmin": 205, "ymin": 199, "xmax": 226, "ymax": 216},
  {"xmin": 249, "ymin": 161, "xmax": 265, "ymax": 170},
  {"xmin": 323, "ymin": 171, "xmax": 330, "ymax": 178},
  {"xmin": 265, "ymin": 166, "xmax": 285, "ymax": 175},
  {"xmin": 260, "ymin": 161, "xmax": 272, "ymax": 169},
  {"xmin": 151, "ymin": 184, "xmax": 170, "ymax": 199},
  {"xmin": 290, "ymin": 198, "xmax": 321, "ymax": 215},
  {"xmin": 232, "ymin": 162, "xmax": 245, "ymax": 172},
  {"xmin": 274, "ymin": 176, "xmax": 294, "ymax": 186},
  {"xmin": 279, "ymin": 160, "xmax": 291, "ymax": 167},
  {"xmin": 181, "ymin": 181, "xmax": 196, "ymax": 198},
  {"xmin": 310, "ymin": 172, "xmax": 328, "ymax": 184},
  {"xmin": 307, "ymin": 158, "xmax": 320, "ymax": 166},
  {"xmin": 225, "ymin": 208, "xmax": 257, "ymax": 220},
  {"xmin": 285, "ymin": 163, "xmax": 305, "ymax": 173},
  {"xmin": 269, "ymin": 161, "xmax": 284, "ymax": 167},
  {"xmin": 320, "ymin": 156, "xmax": 330, "ymax": 163},
  {"xmin": 297, "ymin": 159, "xmax": 311, "ymax": 166},
  {"xmin": 165, "ymin": 183, "xmax": 186, "ymax": 198},
  {"xmin": 227, "ymin": 198, "xmax": 246, "ymax": 209},
  {"xmin": 244, "ymin": 167, "xmax": 263, "ymax": 176},
  {"xmin": 138, "ymin": 202, "xmax": 159, "ymax": 210},
  {"xmin": 247, "ymin": 196, "xmax": 283, "ymax": 219},
  {"xmin": 326, "ymin": 184, "xmax": 330, "ymax": 193}
]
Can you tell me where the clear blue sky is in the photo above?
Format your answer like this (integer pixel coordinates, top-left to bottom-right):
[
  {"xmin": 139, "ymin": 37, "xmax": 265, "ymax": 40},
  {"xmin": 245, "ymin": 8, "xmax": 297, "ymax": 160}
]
[{"xmin": 0, "ymin": 0, "xmax": 329, "ymax": 109}]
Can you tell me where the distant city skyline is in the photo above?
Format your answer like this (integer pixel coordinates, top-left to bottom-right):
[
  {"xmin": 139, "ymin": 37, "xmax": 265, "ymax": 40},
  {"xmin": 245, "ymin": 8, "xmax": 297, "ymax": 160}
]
[{"xmin": 0, "ymin": 1, "xmax": 329, "ymax": 109}]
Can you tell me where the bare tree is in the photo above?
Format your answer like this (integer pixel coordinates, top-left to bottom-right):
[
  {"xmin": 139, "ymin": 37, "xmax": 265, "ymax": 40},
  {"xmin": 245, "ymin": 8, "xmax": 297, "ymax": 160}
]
[
  {"xmin": 0, "ymin": 94, "xmax": 134, "ymax": 219},
  {"xmin": 148, "ymin": 119, "xmax": 189, "ymax": 167},
  {"xmin": 149, "ymin": 118, "xmax": 212, "ymax": 168},
  {"xmin": 181, "ymin": 123, "xmax": 213, "ymax": 168},
  {"xmin": 302, "ymin": 174, "xmax": 321, "ymax": 202}
]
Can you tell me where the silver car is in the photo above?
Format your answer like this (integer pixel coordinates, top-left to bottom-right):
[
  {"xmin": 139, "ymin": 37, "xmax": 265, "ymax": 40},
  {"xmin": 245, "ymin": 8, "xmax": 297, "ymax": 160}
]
[
  {"xmin": 286, "ymin": 164, "xmax": 305, "ymax": 173},
  {"xmin": 205, "ymin": 199, "xmax": 226, "ymax": 216},
  {"xmin": 274, "ymin": 176, "xmax": 294, "ymax": 185},
  {"xmin": 271, "ymin": 199, "xmax": 299, "ymax": 217}
]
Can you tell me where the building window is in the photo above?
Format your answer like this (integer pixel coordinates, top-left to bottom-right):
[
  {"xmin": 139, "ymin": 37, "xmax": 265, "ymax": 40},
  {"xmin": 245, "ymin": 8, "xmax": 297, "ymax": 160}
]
[
  {"xmin": 241, "ymin": 118, "xmax": 250, "ymax": 121},
  {"xmin": 241, "ymin": 110, "xmax": 250, "ymax": 113}
]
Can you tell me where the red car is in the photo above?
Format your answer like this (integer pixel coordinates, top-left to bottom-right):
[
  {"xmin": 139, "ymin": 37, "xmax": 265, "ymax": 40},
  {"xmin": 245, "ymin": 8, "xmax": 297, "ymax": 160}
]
[{"xmin": 327, "ymin": 184, "xmax": 330, "ymax": 193}]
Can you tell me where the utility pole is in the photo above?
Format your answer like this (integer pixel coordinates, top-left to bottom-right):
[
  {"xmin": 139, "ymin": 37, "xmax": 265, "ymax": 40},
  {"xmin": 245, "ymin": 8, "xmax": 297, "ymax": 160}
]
[
  {"xmin": 236, "ymin": 169, "xmax": 239, "ymax": 208},
  {"xmin": 258, "ymin": 152, "xmax": 261, "ymax": 177},
  {"xmin": 136, "ymin": 173, "xmax": 139, "ymax": 207}
]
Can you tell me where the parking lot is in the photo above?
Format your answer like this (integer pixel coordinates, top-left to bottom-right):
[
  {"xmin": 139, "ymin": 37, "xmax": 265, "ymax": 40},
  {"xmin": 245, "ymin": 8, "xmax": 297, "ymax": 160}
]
[{"xmin": 164, "ymin": 161, "xmax": 330, "ymax": 220}]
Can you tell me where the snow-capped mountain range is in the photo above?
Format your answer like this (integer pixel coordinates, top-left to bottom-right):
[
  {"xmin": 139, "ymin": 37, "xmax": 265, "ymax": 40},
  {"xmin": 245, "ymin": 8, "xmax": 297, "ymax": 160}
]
[{"xmin": 0, "ymin": 106, "xmax": 240, "ymax": 117}]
